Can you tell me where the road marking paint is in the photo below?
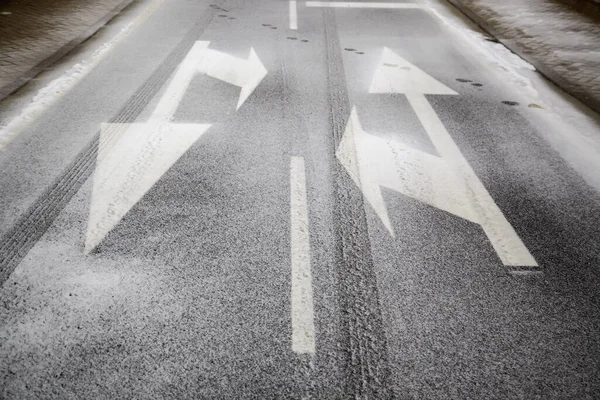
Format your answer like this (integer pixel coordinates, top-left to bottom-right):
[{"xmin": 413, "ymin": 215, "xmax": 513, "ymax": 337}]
[
  {"xmin": 306, "ymin": 2, "xmax": 421, "ymax": 9},
  {"xmin": 508, "ymin": 269, "xmax": 543, "ymax": 276},
  {"xmin": 87, "ymin": 41, "xmax": 269, "ymax": 252},
  {"xmin": 195, "ymin": 43, "xmax": 267, "ymax": 110},
  {"xmin": 99, "ymin": 41, "xmax": 210, "ymax": 159},
  {"xmin": 86, "ymin": 41, "xmax": 213, "ymax": 253},
  {"xmin": 406, "ymin": 93, "xmax": 537, "ymax": 266},
  {"xmin": 369, "ymin": 47, "xmax": 457, "ymax": 95},
  {"xmin": 336, "ymin": 107, "xmax": 475, "ymax": 237},
  {"xmin": 290, "ymin": 156, "xmax": 315, "ymax": 354},
  {"xmin": 0, "ymin": 0, "xmax": 165, "ymax": 151},
  {"xmin": 87, "ymin": 122, "xmax": 210, "ymax": 254},
  {"xmin": 290, "ymin": 0, "xmax": 298, "ymax": 30},
  {"xmin": 337, "ymin": 47, "xmax": 538, "ymax": 267}
]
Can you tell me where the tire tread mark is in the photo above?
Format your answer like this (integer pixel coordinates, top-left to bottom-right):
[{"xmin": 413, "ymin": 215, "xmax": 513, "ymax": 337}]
[
  {"xmin": 0, "ymin": 7, "xmax": 219, "ymax": 285},
  {"xmin": 323, "ymin": 8, "xmax": 393, "ymax": 399}
]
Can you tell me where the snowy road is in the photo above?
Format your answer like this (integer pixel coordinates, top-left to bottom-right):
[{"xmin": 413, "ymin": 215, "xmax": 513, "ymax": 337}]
[{"xmin": 1, "ymin": 0, "xmax": 599, "ymax": 398}]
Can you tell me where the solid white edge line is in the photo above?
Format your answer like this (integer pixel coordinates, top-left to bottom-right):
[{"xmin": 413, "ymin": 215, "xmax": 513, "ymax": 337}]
[
  {"xmin": 305, "ymin": 2, "xmax": 421, "ymax": 9},
  {"xmin": 290, "ymin": 0, "xmax": 298, "ymax": 30},
  {"xmin": 0, "ymin": 0, "xmax": 165, "ymax": 151},
  {"xmin": 290, "ymin": 156, "xmax": 315, "ymax": 354}
]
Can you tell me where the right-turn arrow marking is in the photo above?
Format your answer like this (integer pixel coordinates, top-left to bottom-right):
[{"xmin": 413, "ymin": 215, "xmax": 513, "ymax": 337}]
[
  {"xmin": 86, "ymin": 41, "xmax": 268, "ymax": 253},
  {"xmin": 195, "ymin": 42, "xmax": 267, "ymax": 110}
]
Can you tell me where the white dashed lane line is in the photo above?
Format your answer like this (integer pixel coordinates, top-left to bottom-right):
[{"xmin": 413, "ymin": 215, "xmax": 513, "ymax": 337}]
[{"xmin": 290, "ymin": 156, "xmax": 315, "ymax": 355}]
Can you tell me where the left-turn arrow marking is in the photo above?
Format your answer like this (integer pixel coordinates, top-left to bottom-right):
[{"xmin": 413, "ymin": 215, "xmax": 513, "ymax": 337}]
[
  {"xmin": 336, "ymin": 107, "xmax": 477, "ymax": 237},
  {"xmin": 339, "ymin": 47, "xmax": 537, "ymax": 267}
]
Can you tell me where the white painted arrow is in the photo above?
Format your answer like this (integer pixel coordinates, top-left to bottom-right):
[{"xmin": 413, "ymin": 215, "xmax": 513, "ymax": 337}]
[
  {"xmin": 86, "ymin": 41, "xmax": 268, "ymax": 253},
  {"xmin": 337, "ymin": 47, "xmax": 537, "ymax": 267},
  {"xmin": 369, "ymin": 47, "xmax": 457, "ymax": 95},
  {"xmin": 337, "ymin": 107, "xmax": 478, "ymax": 236},
  {"xmin": 85, "ymin": 42, "xmax": 212, "ymax": 253},
  {"xmin": 86, "ymin": 122, "xmax": 210, "ymax": 253},
  {"xmin": 195, "ymin": 42, "xmax": 267, "ymax": 110}
]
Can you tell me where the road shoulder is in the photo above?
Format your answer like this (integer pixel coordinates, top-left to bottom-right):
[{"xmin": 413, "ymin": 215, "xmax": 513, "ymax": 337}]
[
  {"xmin": 0, "ymin": 0, "xmax": 136, "ymax": 102},
  {"xmin": 445, "ymin": 0, "xmax": 600, "ymax": 115}
]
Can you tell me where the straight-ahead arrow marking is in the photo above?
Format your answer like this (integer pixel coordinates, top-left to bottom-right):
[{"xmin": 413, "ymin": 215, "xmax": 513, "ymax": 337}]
[{"xmin": 339, "ymin": 47, "xmax": 537, "ymax": 267}]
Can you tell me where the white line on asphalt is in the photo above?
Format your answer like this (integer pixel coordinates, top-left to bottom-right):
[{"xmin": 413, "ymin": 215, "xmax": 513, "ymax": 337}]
[
  {"xmin": 290, "ymin": 156, "xmax": 315, "ymax": 355},
  {"xmin": 0, "ymin": 0, "xmax": 165, "ymax": 151},
  {"xmin": 290, "ymin": 0, "xmax": 298, "ymax": 30},
  {"xmin": 306, "ymin": 2, "xmax": 421, "ymax": 9},
  {"xmin": 345, "ymin": 47, "xmax": 538, "ymax": 267},
  {"xmin": 99, "ymin": 41, "xmax": 210, "ymax": 158},
  {"xmin": 508, "ymin": 269, "xmax": 543, "ymax": 276},
  {"xmin": 86, "ymin": 41, "xmax": 213, "ymax": 253},
  {"xmin": 194, "ymin": 44, "xmax": 267, "ymax": 110},
  {"xmin": 150, "ymin": 41, "xmax": 210, "ymax": 123},
  {"xmin": 406, "ymin": 92, "xmax": 538, "ymax": 266}
]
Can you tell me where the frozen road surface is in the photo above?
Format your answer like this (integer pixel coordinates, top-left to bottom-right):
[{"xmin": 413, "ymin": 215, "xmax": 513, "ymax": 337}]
[{"xmin": 1, "ymin": 0, "xmax": 600, "ymax": 398}]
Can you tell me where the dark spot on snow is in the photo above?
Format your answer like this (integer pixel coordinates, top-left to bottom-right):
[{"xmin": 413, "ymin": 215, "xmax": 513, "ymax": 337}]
[
  {"xmin": 355, "ymin": 51, "xmax": 364, "ymax": 55},
  {"xmin": 262, "ymin": 23, "xmax": 271, "ymax": 26},
  {"xmin": 287, "ymin": 36, "xmax": 297, "ymax": 40},
  {"xmin": 472, "ymin": 83, "xmax": 483, "ymax": 87},
  {"xmin": 301, "ymin": 39, "xmax": 309, "ymax": 42},
  {"xmin": 502, "ymin": 101, "xmax": 519, "ymax": 106},
  {"xmin": 270, "ymin": 26, "xmax": 277, "ymax": 29},
  {"xmin": 344, "ymin": 48, "xmax": 356, "ymax": 51},
  {"xmin": 456, "ymin": 78, "xmax": 472, "ymax": 83}
]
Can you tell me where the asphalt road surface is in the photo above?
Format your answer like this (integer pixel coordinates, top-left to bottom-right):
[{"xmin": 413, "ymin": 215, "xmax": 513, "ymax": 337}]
[{"xmin": 1, "ymin": 0, "xmax": 600, "ymax": 398}]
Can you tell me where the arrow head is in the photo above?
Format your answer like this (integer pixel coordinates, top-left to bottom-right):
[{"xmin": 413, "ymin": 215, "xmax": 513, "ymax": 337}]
[
  {"xmin": 369, "ymin": 47, "xmax": 458, "ymax": 95},
  {"xmin": 237, "ymin": 47, "xmax": 267, "ymax": 110},
  {"xmin": 85, "ymin": 122, "xmax": 211, "ymax": 253},
  {"xmin": 336, "ymin": 107, "xmax": 395, "ymax": 236}
]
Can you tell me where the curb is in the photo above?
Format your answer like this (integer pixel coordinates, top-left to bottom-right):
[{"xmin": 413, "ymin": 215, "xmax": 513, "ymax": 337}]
[
  {"xmin": 445, "ymin": 0, "xmax": 600, "ymax": 116},
  {"xmin": 0, "ymin": 0, "xmax": 136, "ymax": 103},
  {"xmin": 0, "ymin": 4, "xmax": 218, "ymax": 287}
]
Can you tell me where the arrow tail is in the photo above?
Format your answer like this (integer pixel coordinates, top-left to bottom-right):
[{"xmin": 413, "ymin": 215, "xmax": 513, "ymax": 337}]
[
  {"xmin": 407, "ymin": 93, "xmax": 537, "ymax": 266},
  {"xmin": 151, "ymin": 41, "xmax": 210, "ymax": 122}
]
